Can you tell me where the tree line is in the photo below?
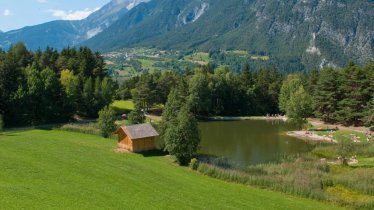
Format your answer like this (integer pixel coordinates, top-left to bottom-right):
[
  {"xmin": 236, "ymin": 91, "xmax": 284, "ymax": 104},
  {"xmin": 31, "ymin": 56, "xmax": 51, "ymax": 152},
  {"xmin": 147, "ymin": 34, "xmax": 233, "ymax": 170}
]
[
  {"xmin": 119, "ymin": 64, "xmax": 283, "ymax": 117},
  {"xmin": 0, "ymin": 43, "xmax": 116, "ymax": 126},
  {"xmin": 280, "ymin": 62, "xmax": 374, "ymax": 129},
  {"xmin": 123, "ymin": 61, "xmax": 373, "ymax": 130}
]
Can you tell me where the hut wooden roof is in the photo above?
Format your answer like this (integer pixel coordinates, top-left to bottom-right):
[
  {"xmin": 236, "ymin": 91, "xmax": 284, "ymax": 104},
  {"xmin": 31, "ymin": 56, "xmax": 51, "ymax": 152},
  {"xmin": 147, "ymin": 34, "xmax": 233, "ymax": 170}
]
[{"xmin": 118, "ymin": 123, "xmax": 159, "ymax": 140}]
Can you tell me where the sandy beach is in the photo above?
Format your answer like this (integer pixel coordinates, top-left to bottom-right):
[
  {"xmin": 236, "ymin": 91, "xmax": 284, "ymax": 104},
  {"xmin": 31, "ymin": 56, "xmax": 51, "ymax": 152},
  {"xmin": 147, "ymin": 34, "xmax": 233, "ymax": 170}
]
[{"xmin": 287, "ymin": 131, "xmax": 338, "ymax": 143}]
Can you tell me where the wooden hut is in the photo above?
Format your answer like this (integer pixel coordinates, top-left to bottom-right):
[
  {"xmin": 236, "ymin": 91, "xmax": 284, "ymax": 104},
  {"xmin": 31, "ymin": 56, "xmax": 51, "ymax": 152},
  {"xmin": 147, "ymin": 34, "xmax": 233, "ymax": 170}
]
[{"xmin": 115, "ymin": 123, "xmax": 159, "ymax": 152}]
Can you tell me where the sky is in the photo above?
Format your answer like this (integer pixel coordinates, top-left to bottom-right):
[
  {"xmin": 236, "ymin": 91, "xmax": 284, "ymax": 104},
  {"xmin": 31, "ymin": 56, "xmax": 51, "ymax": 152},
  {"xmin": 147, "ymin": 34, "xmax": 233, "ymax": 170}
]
[{"xmin": 0, "ymin": 0, "xmax": 110, "ymax": 32}]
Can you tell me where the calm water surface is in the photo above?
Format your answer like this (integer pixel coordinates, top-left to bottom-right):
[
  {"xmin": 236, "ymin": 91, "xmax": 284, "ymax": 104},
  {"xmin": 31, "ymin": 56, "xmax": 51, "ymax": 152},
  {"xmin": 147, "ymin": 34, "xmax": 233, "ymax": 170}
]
[{"xmin": 199, "ymin": 120, "xmax": 311, "ymax": 165}]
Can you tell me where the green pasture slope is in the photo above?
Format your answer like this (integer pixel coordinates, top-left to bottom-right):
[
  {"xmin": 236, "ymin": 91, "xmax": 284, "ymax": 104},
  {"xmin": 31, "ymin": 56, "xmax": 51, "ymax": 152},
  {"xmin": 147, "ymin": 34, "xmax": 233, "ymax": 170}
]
[{"xmin": 0, "ymin": 130, "xmax": 344, "ymax": 210}]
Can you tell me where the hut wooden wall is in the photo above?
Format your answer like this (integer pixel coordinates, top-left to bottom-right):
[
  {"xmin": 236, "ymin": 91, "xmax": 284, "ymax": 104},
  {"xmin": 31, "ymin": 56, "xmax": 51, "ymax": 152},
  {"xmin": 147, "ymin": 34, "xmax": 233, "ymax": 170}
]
[
  {"xmin": 117, "ymin": 129, "xmax": 155, "ymax": 152},
  {"xmin": 117, "ymin": 130, "xmax": 133, "ymax": 151},
  {"xmin": 132, "ymin": 137, "xmax": 156, "ymax": 152}
]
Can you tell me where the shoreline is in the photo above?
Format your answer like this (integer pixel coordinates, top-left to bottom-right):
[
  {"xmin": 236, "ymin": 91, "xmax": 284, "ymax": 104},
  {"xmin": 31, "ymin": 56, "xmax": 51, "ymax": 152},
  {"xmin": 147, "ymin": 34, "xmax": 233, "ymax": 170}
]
[
  {"xmin": 308, "ymin": 118, "xmax": 369, "ymax": 134},
  {"xmin": 200, "ymin": 116, "xmax": 288, "ymax": 121},
  {"xmin": 287, "ymin": 131, "xmax": 338, "ymax": 143}
]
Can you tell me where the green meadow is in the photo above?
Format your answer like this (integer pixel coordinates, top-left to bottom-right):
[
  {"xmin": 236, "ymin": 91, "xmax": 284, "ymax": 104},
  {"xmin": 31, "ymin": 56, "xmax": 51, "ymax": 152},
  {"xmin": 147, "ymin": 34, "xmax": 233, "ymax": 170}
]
[
  {"xmin": 111, "ymin": 100, "xmax": 135, "ymax": 114},
  {"xmin": 0, "ymin": 130, "xmax": 344, "ymax": 210}
]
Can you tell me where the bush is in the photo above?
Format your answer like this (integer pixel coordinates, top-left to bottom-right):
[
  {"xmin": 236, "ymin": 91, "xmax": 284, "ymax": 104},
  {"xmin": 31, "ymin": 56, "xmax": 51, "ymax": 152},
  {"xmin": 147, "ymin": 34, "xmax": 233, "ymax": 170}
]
[
  {"xmin": 189, "ymin": 158, "xmax": 199, "ymax": 170},
  {"xmin": 98, "ymin": 106, "xmax": 116, "ymax": 138},
  {"xmin": 338, "ymin": 139, "xmax": 355, "ymax": 166}
]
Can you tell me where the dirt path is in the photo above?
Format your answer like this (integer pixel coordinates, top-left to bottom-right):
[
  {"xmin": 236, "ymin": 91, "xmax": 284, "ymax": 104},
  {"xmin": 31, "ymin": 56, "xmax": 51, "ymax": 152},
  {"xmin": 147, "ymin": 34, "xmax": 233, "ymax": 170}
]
[{"xmin": 308, "ymin": 118, "xmax": 369, "ymax": 133}]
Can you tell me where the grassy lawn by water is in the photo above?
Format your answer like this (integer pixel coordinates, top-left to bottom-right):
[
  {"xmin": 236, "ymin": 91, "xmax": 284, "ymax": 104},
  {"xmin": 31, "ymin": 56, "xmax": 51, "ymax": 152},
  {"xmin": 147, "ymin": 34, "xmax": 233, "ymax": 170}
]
[
  {"xmin": 0, "ymin": 130, "xmax": 344, "ymax": 210},
  {"xmin": 315, "ymin": 130, "xmax": 369, "ymax": 143}
]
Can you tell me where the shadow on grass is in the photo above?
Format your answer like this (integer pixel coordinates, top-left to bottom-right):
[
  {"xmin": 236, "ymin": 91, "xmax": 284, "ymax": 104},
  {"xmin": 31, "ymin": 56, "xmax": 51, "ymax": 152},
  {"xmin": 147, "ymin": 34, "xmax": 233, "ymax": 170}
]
[
  {"xmin": 112, "ymin": 107, "xmax": 132, "ymax": 115},
  {"xmin": 0, "ymin": 133, "xmax": 18, "ymax": 137},
  {"xmin": 37, "ymin": 126, "xmax": 55, "ymax": 131},
  {"xmin": 140, "ymin": 149, "xmax": 168, "ymax": 157}
]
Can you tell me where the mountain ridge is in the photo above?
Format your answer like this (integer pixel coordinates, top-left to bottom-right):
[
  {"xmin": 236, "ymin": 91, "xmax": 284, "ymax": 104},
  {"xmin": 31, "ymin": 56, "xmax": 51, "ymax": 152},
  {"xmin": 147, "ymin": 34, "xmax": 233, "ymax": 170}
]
[
  {"xmin": 0, "ymin": 0, "xmax": 149, "ymax": 50},
  {"xmin": 1, "ymin": 0, "xmax": 373, "ymax": 70},
  {"xmin": 84, "ymin": 0, "xmax": 374, "ymax": 69}
]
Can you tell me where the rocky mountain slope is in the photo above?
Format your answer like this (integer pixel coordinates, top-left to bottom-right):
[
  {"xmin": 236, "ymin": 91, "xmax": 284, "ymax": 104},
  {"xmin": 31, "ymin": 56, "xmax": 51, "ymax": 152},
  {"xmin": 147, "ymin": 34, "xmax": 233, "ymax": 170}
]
[
  {"xmin": 84, "ymin": 0, "xmax": 374, "ymax": 69},
  {"xmin": 1, "ymin": 0, "xmax": 373, "ymax": 69}
]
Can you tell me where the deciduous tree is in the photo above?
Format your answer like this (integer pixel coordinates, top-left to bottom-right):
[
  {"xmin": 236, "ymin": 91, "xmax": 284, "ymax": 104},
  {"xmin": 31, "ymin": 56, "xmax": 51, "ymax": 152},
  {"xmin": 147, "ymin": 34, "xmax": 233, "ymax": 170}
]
[
  {"xmin": 164, "ymin": 105, "xmax": 200, "ymax": 165},
  {"xmin": 98, "ymin": 106, "xmax": 116, "ymax": 138}
]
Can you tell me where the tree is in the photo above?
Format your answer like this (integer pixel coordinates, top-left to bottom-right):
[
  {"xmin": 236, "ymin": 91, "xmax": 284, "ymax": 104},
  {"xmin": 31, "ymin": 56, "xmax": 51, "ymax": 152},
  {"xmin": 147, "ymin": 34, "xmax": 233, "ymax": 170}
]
[
  {"xmin": 40, "ymin": 68, "xmax": 62, "ymax": 122},
  {"xmin": 160, "ymin": 88, "xmax": 185, "ymax": 144},
  {"xmin": 101, "ymin": 77, "xmax": 115, "ymax": 107},
  {"xmin": 60, "ymin": 69, "xmax": 80, "ymax": 116},
  {"xmin": 286, "ymin": 86, "xmax": 312, "ymax": 128},
  {"xmin": 336, "ymin": 63, "xmax": 370, "ymax": 126},
  {"xmin": 279, "ymin": 74, "xmax": 303, "ymax": 113},
  {"xmin": 25, "ymin": 66, "xmax": 44, "ymax": 124},
  {"xmin": 364, "ymin": 97, "xmax": 374, "ymax": 130},
  {"xmin": 81, "ymin": 77, "xmax": 95, "ymax": 117},
  {"xmin": 164, "ymin": 105, "xmax": 200, "ymax": 165},
  {"xmin": 188, "ymin": 69, "xmax": 212, "ymax": 115},
  {"xmin": 94, "ymin": 77, "xmax": 103, "ymax": 108},
  {"xmin": 314, "ymin": 68, "xmax": 339, "ymax": 123},
  {"xmin": 98, "ymin": 106, "xmax": 116, "ymax": 138},
  {"xmin": 128, "ymin": 103, "xmax": 145, "ymax": 125},
  {"xmin": 132, "ymin": 74, "xmax": 158, "ymax": 110},
  {"xmin": 240, "ymin": 63, "xmax": 254, "ymax": 88}
]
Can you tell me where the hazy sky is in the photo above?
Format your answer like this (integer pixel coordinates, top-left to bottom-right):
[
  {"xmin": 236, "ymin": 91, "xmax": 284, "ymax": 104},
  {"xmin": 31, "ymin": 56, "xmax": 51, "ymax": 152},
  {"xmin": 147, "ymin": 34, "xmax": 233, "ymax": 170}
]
[{"xmin": 0, "ymin": 0, "xmax": 110, "ymax": 32}]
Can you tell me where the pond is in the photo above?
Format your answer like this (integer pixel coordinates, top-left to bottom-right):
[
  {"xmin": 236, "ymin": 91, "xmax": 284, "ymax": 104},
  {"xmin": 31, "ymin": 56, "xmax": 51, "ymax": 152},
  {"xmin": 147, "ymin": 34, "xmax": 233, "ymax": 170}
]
[{"xmin": 199, "ymin": 120, "xmax": 311, "ymax": 166}]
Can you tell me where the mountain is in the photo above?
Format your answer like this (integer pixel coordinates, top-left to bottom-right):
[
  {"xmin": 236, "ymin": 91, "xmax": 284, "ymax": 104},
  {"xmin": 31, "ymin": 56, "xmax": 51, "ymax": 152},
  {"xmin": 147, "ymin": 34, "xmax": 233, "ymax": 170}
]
[
  {"xmin": 0, "ymin": 0, "xmax": 149, "ymax": 50},
  {"xmin": 84, "ymin": 0, "xmax": 374, "ymax": 69},
  {"xmin": 1, "ymin": 0, "xmax": 373, "ymax": 69}
]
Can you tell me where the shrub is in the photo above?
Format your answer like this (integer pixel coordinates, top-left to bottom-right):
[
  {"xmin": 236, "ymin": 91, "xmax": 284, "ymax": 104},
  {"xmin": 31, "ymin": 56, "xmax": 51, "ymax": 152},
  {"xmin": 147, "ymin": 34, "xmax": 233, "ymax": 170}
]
[
  {"xmin": 338, "ymin": 139, "xmax": 355, "ymax": 166},
  {"xmin": 189, "ymin": 158, "xmax": 199, "ymax": 170}
]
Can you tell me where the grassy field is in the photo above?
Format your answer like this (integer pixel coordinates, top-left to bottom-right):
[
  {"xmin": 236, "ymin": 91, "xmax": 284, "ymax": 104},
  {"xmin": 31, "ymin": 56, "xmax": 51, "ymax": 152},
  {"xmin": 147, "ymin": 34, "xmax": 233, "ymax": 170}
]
[
  {"xmin": 0, "ymin": 130, "xmax": 344, "ymax": 210},
  {"xmin": 315, "ymin": 130, "xmax": 370, "ymax": 143},
  {"xmin": 111, "ymin": 100, "xmax": 135, "ymax": 114},
  {"xmin": 184, "ymin": 52, "xmax": 210, "ymax": 65}
]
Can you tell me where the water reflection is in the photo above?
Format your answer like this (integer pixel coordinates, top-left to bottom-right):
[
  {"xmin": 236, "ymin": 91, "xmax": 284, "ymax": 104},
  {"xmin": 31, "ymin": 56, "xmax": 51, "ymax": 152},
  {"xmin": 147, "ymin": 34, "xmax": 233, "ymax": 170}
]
[{"xmin": 199, "ymin": 120, "xmax": 310, "ymax": 165}]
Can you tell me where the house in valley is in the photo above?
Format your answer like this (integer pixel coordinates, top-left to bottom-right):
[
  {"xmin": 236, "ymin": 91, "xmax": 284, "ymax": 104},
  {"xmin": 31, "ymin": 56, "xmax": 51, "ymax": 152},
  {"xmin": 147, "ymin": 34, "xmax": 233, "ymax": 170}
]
[{"xmin": 115, "ymin": 123, "xmax": 159, "ymax": 152}]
